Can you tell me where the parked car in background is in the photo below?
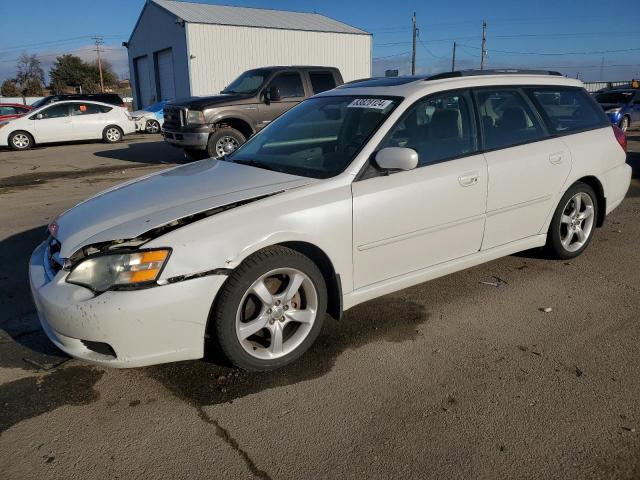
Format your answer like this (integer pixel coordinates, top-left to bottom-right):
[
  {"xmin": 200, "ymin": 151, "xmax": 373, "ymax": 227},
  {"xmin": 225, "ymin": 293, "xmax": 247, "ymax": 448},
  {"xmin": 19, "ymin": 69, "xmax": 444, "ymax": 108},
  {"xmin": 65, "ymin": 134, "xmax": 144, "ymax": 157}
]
[
  {"xmin": 0, "ymin": 100, "xmax": 135, "ymax": 150},
  {"xmin": 0, "ymin": 103, "xmax": 33, "ymax": 121},
  {"xmin": 29, "ymin": 70, "xmax": 630, "ymax": 371},
  {"xmin": 31, "ymin": 93, "xmax": 126, "ymax": 109},
  {"xmin": 595, "ymin": 89, "xmax": 640, "ymax": 131},
  {"xmin": 163, "ymin": 66, "xmax": 343, "ymax": 158},
  {"xmin": 131, "ymin": 100, "xmax": 166, "ymax": 134}
]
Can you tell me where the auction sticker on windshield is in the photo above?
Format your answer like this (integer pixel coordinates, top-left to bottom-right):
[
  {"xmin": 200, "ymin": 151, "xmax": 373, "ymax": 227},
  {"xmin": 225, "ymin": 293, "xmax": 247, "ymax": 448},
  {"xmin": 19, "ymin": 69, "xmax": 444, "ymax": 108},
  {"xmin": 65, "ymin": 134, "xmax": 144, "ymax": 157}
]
[{"xmin": 348, "ymin": 98, "xmax": 393, "ymax": 109}]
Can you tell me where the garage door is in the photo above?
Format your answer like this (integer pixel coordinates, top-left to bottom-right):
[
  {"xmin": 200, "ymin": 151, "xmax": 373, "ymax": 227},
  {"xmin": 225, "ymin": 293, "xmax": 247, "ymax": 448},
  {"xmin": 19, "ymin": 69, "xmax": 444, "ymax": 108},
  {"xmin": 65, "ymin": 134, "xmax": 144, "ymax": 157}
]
[
  {"xmin": 134, "ymin": 56, "xmax": 152, "ymax": 109},
  {"xmin": 156, "ymin": 49, "xmax": 175, "ymax": 101}
]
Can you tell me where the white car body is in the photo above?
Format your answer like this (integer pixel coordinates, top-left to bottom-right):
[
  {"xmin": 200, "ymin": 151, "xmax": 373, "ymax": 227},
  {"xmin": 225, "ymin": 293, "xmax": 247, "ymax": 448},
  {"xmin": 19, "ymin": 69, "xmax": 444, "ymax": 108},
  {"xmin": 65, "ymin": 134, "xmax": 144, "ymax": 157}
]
[
  {"xmin": 0, "ymin": 100, "xmax": 135, "ymax": 147},
  {"xmin": 131, "ymin": 109, "xmax": 164, "ymax": 132},
  {"xmin": 29, "ymin": 72, "xmax": 631, "ymax": 368}
]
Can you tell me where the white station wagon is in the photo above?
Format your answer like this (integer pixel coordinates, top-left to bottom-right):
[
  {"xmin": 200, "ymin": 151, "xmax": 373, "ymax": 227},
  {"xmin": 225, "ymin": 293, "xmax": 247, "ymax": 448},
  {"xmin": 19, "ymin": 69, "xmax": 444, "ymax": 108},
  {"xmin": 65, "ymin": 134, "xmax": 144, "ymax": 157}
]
[
  {"xmin": 0, "ymin": 100, "xmax": 135, "ymax": 150},
  {"xmin": 29, "ymin": 70, "xmax": 631, "ymax": 371}
]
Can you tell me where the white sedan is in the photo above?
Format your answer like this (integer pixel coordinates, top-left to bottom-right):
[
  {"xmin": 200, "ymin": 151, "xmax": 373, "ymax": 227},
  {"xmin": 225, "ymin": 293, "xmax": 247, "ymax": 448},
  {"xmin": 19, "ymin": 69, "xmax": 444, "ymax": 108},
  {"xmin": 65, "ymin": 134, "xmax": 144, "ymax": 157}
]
[{"xmin": 0, "ymin": 100, "xmax": 135, "ymax": 150}]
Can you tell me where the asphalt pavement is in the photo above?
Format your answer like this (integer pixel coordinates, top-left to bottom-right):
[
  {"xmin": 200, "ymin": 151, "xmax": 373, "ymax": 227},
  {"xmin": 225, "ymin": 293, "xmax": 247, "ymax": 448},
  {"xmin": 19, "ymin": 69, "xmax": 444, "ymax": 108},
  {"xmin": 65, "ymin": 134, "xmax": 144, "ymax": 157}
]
[{"xmin": 0, "ymin": 131, "xmax": 639, "ymax": 480}]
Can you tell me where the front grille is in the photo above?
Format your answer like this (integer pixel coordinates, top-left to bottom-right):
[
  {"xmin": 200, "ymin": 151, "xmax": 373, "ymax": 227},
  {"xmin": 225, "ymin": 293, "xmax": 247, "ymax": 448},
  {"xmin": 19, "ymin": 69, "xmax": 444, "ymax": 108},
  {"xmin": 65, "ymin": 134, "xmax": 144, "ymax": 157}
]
[{"xmin": 163, "ymin": 106, "xmax": 185, "ymax": 128}]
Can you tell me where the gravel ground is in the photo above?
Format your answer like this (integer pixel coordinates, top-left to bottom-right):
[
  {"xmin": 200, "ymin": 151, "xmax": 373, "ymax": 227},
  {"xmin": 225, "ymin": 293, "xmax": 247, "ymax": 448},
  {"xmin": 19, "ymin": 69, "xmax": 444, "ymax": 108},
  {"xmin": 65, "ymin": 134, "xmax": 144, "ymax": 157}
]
[{"xmin": 0, "ymin": 131, "xmax": 639, "ymax": 480}]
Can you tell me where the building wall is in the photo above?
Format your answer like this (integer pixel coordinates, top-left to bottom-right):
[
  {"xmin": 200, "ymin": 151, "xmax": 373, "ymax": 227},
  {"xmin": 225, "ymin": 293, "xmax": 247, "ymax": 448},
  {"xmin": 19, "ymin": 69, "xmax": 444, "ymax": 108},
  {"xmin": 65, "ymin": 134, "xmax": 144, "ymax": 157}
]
[
  {"xmin": 127, "ymin": 2, "xmax": 191, "ymax": 108},
  {"xmin": 186, "ymin": 23, "xmax": 372, "ymax": 96}
]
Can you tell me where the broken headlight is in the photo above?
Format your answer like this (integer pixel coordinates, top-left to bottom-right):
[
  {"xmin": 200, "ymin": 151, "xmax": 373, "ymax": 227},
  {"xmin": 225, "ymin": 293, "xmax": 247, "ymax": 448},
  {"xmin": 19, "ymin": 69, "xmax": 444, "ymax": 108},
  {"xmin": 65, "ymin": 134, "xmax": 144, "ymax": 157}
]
[{"xmin": 66, "ymin": 249, "xmax": 170, "ymax": 292}]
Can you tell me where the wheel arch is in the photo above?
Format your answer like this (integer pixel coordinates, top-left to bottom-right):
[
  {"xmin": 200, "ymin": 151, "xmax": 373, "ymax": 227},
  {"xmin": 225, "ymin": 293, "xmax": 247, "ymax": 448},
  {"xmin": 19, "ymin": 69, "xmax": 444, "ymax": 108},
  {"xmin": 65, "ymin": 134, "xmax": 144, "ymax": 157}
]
[
  {"xmin": 575, "ymin": 175, "xmax": 606, "ymax": 227},
  {"xmin": 213, "ymin": 116, "xmax": 254, "ymax": 139},
  {"xmin": 9, "ymin": 129, "xmax": 35, "ymax": 146}
]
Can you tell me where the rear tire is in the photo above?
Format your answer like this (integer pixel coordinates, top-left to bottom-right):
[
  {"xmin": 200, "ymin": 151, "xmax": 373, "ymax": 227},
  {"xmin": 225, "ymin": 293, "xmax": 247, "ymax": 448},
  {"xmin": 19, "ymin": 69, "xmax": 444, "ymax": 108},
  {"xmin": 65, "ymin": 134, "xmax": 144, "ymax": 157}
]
[
  {"xmin": 545, "ymin": 182, "xmax": 598, "ymax": 260},
  {"xmin": 206, "ymin": 127, "xmax": 246, "ymax": 158},
  {"xmin": 9, "ymin": 131, "xmax": 33, "ymax": 151},
  {"xmin": 103, "ymin": 125, "xmax": 123, "ymax": 143},
  {"xmin": 210, "ymin": 246, "xmax": 327, "ymax": 371}
]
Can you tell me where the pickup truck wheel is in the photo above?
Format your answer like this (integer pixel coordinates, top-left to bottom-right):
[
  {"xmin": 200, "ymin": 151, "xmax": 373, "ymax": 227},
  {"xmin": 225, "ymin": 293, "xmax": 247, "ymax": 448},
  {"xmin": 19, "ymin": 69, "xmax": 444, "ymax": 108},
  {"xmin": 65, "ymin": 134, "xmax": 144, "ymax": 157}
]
[
  {"xmin": 211, "ymin": 246, "xmax": 327, "ymax": 371},
  {"xmin": 545, "ymin": 182, "xmax": 598, "ymax": 259},
  {"xmin": 207, "ymin": 127, "xmax": 246, "ymax": 158}
]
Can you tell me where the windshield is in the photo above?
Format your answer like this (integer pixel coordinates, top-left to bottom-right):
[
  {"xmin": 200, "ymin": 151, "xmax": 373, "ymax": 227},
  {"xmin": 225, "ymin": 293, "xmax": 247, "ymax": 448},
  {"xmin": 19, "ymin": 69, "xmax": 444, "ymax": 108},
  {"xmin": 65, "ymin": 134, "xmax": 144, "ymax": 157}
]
[
  {"xmin": 222, "ymin": 70, "xmax": 267, "ymax": 94},
  {"xmin": 30, "ymin": 97, "xmax": 51, "ymax": 108},
  {"xmin": 596, "ymin": 92, "xmax": 633, "ymax": 104},
  {"xmin": 230, "ymin": 96, "xmax": 399, "ymax": 179}
]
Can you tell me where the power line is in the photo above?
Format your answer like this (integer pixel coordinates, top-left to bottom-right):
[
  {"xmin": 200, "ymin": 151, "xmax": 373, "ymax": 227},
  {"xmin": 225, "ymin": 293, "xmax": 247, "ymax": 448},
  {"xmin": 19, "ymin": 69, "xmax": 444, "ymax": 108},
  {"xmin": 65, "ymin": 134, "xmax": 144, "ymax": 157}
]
[
  {"xmin": 458, "ymin": 44, "xmax": 640, "ymax": 56},
  {"xmin": 0, "ymin": 34, "xmax": 125, "ymax": 53}
]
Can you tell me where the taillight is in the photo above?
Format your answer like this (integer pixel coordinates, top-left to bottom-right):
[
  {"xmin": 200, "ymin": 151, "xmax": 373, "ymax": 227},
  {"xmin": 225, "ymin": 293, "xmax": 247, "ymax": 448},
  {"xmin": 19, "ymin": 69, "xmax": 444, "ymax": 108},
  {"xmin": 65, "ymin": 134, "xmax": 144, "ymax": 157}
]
[{"xmin": 612, "ymin": 125, "xmax": 627, "ymax": 153}]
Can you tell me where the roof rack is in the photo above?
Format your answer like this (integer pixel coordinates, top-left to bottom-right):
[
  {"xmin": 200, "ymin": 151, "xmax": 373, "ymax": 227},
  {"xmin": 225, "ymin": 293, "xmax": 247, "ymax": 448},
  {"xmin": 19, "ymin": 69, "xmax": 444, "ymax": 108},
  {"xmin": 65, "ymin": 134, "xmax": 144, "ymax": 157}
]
[{"xmin": 425, "ymin": 69, "xmax": 563, "ymax": 81}]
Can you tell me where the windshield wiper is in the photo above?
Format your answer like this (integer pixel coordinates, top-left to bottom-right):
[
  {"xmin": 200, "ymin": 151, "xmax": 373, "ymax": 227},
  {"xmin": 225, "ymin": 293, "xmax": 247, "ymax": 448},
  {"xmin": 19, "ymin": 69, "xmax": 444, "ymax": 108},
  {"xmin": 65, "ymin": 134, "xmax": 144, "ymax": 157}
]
[{"xmin": 233, "ymin": 159, "xmax": 280, "ymax": 172}]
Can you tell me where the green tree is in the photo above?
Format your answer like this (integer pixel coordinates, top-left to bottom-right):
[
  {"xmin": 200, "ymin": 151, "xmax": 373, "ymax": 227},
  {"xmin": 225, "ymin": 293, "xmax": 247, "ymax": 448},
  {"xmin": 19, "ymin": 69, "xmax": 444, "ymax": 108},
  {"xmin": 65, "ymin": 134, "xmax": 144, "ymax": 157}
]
[
  {"xmin": 1, "ymin": 79, "xmax": 21, "ymax": 96},
  {"xmin": 21, "ymin": 77, "xmax": 44, "ymax": 96},
  {"xmin": 49, "ymin": 54, "xmax": 118, "ymax": 93}
]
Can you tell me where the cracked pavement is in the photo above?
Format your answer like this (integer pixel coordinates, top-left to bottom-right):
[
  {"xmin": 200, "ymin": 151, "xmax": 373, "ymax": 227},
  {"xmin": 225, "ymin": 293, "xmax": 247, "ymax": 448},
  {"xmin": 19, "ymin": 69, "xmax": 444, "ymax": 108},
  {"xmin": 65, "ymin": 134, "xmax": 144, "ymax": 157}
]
[{"xmin": 1, "ymin": 132, "xmax": 639, "ymax": 479}]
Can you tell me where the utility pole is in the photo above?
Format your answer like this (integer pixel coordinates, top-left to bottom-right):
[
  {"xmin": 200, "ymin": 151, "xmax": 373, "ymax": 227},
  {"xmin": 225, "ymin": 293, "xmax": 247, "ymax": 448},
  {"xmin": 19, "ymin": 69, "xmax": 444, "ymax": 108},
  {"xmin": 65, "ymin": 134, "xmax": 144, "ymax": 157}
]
[
  {"xmin": 411, "ymin": 12, "xmax": 417, "ymax": 75},
  {"xmin": 451, "ymin": 42, "xmax": 457, "ymax": 72},
  {"xmin": 480, "ymin": 21, "xmax": 487, "ymax": 70},
  {"xmin": 93, "ymin": 35, "xmax": 105, "ymax": 92}
]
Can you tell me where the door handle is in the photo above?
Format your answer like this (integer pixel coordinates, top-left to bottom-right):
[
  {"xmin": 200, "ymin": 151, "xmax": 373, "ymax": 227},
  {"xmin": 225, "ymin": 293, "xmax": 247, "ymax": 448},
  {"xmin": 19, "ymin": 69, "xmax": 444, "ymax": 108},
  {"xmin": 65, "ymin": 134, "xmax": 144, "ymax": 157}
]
[
  {"xmin": 458, "ymin": 172, "xmax": 479, "ymax": 187},
  {"xmin": 549, "ymin": 152, "xmax": 564, "ymax": 165}
]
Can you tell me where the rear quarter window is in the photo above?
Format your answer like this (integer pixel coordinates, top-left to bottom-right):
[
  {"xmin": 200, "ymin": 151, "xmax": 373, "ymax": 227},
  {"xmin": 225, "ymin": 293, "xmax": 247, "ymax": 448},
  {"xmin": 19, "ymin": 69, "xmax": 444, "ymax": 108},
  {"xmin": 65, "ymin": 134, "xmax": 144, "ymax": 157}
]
[
  {"xmin": 527, "ymin": 87, "xmax": 609, "ymax": 134},
  {"xmin": 309, "ymin": 71, "xmax": 337, "ymax": 94}
]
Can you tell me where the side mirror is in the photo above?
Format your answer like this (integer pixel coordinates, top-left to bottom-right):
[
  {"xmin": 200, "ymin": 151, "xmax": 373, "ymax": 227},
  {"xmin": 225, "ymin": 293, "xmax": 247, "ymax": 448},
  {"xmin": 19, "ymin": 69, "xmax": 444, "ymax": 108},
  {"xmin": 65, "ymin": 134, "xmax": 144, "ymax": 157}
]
[
  {"xmin": 265, "ymin": 85, "xmax": 281, "ymax": 103},
  {"xmin": 36, "ymin": 113, "xmax": 43, "ymax": 120},
  {"xmin": 374, "ymin": 147, "xmax": 418, "ymax": 172}
]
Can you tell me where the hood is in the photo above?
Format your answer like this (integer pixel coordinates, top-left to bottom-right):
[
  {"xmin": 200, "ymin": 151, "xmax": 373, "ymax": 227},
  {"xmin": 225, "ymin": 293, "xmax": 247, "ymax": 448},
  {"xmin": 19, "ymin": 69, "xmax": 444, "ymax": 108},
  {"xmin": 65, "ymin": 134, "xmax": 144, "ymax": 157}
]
[
  {"xmin": 55, "ymin": 159, "xmax": 317, "ymax": 257},
  {"xmin": 168, "ymin": 93, "xmax": 255, "ymax": 110},
  {"xmin": 130, "ymin": 109, "xmax": 154, "ymax": 118}
]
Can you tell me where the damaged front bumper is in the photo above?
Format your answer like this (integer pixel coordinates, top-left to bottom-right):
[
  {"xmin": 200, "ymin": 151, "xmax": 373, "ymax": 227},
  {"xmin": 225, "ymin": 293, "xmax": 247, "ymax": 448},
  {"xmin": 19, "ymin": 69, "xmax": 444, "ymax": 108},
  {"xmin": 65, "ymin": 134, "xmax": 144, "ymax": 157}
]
[{"xmin": 29, "ymin": 241, "xmax": 228, "ymax": 368}]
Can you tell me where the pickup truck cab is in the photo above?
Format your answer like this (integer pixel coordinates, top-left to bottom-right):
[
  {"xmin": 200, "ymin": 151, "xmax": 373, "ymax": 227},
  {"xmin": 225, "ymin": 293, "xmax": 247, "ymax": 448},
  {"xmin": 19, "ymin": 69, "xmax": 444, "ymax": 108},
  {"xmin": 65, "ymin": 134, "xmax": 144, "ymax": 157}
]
[{"xmin": 162, "ymin": 66, "xmax": 343, "ymax": 158}]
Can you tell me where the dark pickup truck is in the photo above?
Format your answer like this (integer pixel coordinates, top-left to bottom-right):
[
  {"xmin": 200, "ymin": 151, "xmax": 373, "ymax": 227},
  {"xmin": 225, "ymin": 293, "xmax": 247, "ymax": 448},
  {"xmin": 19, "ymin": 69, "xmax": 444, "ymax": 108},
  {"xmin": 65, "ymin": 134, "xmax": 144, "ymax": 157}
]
[{"xmin": 162, "ymin": 66, "xmax": 343, "ymax": 158}]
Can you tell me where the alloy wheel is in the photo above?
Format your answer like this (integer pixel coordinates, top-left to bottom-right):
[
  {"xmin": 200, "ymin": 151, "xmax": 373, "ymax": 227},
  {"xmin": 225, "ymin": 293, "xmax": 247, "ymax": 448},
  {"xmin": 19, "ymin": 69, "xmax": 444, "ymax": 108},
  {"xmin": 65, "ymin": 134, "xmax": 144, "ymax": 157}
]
[
  {"xmin": 106, "ymin": 127, "xmax": 121, "ymax": 142},
  {"xmin": 215, "ymin": 136, "xmax": 239, "ymax": 157},
  {"xmin": 146, "ymin": 120, "xmax": 160, "ymax": 134},
  {"xmin": 559, "ymin": 192, "xmax": 595, "ymax": 252},
  {"xmin": 620, "ymin": 117, "xmax": 629, "ymax": 132},
  {"xmin": 235, "ymin": 268, "xmax": 318, "ymax": 360},
  {"xmin": 12, "ymin": 133, "xmax": 30, "ymax": 149}
]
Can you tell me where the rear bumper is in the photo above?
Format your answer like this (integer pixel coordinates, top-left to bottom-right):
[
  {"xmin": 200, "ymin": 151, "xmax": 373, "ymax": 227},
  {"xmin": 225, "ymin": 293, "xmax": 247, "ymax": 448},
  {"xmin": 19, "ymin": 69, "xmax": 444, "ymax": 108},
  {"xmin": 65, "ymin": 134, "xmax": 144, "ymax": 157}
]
[
  {"xmin": 29, "ymin": 241, "xmax": 227, "ymax": 368},
  {"xmin": 163, "ymin": 128, "xmax": 208, "ymax": 149},
  {"xmin": 602, "ymin": 162, "xmax": 632, "ymax": 215}
]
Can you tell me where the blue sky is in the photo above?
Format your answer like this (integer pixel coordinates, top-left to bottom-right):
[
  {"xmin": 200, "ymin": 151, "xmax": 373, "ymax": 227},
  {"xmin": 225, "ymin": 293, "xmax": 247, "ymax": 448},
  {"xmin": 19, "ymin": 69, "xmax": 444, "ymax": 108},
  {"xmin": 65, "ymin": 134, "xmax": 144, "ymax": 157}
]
[{"xmin": 1, "ymin": 0, "xmax": 639, "ymax": 85}]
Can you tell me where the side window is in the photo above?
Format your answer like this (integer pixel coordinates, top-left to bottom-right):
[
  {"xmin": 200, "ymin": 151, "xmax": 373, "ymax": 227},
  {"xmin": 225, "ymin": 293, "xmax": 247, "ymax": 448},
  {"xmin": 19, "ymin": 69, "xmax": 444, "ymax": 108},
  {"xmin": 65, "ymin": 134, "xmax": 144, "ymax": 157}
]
[
  {"xmin": 527, "ymin": 87, "xmax": 607, "ymax": 133},
  {"xmin": 381, "ymin": 92, "xmax": 476, "ymax": 166},
  {"xmin": 71, "ymin": 103, "xmax": 102, "ymax": 116},
  {"xmin": 0, "ymin": 106, "xmax": 16, "ymax": 115},
  {"xmin": 39, "ymin": 104, "xmax": 70, "ymax": 119},
  {"xmin": 17, "ymin": 107, "xmax": 30, "ymax": 114},
  {"xmin": 270, "ymin": 72, "xmax": 305, "ymax": 99},
  {"xmin": 99, "ymin": 105, "xmax": 113, "ymax": 113},
  {"xmin": 309, "ymin": 71, "xmax": 337, "ymax": 94},
  {"xmin": 475, "ymin": 89, "xmax": 546, "ymax": 150}
]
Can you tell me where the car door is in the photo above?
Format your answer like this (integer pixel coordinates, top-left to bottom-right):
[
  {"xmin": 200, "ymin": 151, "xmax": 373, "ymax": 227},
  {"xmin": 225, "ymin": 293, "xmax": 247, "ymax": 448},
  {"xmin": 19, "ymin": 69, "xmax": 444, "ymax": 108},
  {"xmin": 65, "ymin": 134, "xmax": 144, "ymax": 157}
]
[
  {"xmin": 475, "ymin": 88, "xmax": 571, "ymax": 250},
  {"xmin": 32, "ymin": 103, "xmax": 73, "ymax": 143},
  {"xmin": 70, "ymin": 102, "xmax": 106, "ymax": 139},
  {"xmin": 351, "ymin": 91, "xmax": 488, "ymax": 288},
  {"xmin": 256, "ymin": 71, "xmax": 307, "ymax": 131}
]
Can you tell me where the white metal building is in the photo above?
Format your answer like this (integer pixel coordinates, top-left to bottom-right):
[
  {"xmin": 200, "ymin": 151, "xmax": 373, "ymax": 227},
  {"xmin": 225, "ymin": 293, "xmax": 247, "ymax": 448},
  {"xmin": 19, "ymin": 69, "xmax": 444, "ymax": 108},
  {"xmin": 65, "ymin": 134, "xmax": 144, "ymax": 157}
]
[{"xmin": 126, "ymin": 0, "xmax": 372, "ymax": 108}]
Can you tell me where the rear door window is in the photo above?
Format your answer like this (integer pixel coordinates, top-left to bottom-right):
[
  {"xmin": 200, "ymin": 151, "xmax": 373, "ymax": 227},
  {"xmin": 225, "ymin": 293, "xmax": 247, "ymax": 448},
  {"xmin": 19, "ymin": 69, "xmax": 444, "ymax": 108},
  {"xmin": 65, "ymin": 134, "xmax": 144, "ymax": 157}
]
[
  {"xmin": 527, "ymin": 87, "xmax": 608, "ymax": 133},
  {"xmin": 0, "ymin": 106, "xmax": 17, "ymax": 115},
  {"xmin": 71, "ymin": 103, "xmax": 102, "ymax": 116},
  {"xmin": 309, "ymin": 71, "xmax": 337, "ymax": 94},
  {"xmin": 475, "ymin": 89, "xmax": 547, "ymax": 150}
]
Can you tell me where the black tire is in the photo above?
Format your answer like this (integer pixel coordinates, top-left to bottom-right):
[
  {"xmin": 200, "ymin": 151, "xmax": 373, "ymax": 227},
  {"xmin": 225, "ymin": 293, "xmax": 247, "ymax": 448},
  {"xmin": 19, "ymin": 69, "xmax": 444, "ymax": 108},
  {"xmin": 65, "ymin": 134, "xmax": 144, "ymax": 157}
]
[
  {"xmin": 145, "ymin": 119, "xmax": 161, "ymax": 134},
  {"xmin": 545, "ymin": 182, "xmax": 598, "ymax": 260},
  {"xmin": 206, "ymin": 127, "xmax": 246, "ymax": 158},
  {"xmin": 103, "ymin": 125, "xmax": 123, "ymax": 143},
  {"xmin": 211, "ymin": 246, "xmax": 327, "ymax": 371},
  {"xmin": 619, "ymin": 116, "xmax": 630, "ymax": 132},
  {"xmin": 183, "ymin": 148, "xmax": 208, "ymax": 161},
  {"xmin": 8, "ymin": 131, "xmax": 34, "ymax": 151}
]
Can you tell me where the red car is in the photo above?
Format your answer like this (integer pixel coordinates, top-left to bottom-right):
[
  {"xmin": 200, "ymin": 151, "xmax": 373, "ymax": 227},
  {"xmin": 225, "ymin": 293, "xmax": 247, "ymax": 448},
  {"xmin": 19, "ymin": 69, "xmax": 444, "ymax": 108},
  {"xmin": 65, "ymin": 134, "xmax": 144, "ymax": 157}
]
[{"xmin": 0, "ymin": 103, "xmax": 33, "ymax": 121}]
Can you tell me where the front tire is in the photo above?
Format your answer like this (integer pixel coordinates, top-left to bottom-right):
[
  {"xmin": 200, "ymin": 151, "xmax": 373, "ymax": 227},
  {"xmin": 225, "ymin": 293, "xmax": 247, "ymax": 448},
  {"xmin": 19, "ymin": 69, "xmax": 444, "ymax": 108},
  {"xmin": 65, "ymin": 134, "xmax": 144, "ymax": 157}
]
[
  {"xmin": 103, "ymin": 125, "xmax": 123, "ymax": 143},
  {"xmin": 211, "ymin": 246, "xmax": 327, "ymax": 371},
  {"xmin": 545, "ymin": 182, "xmax": 598, "ymax": 259},
  {"xmin": 9, "ymin": 131, "xmax": 34, "ymax": 151},
  {"xmin": 145, "ymin": 119, "xmax": 161, "ymax": 134},
  {"xmin": 206, "ymin": 127, "xmax": 246, "ymax": 158},
  {"xmin": 619, "ymin": 116, "xmax": 630, "ymax": 132}
]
